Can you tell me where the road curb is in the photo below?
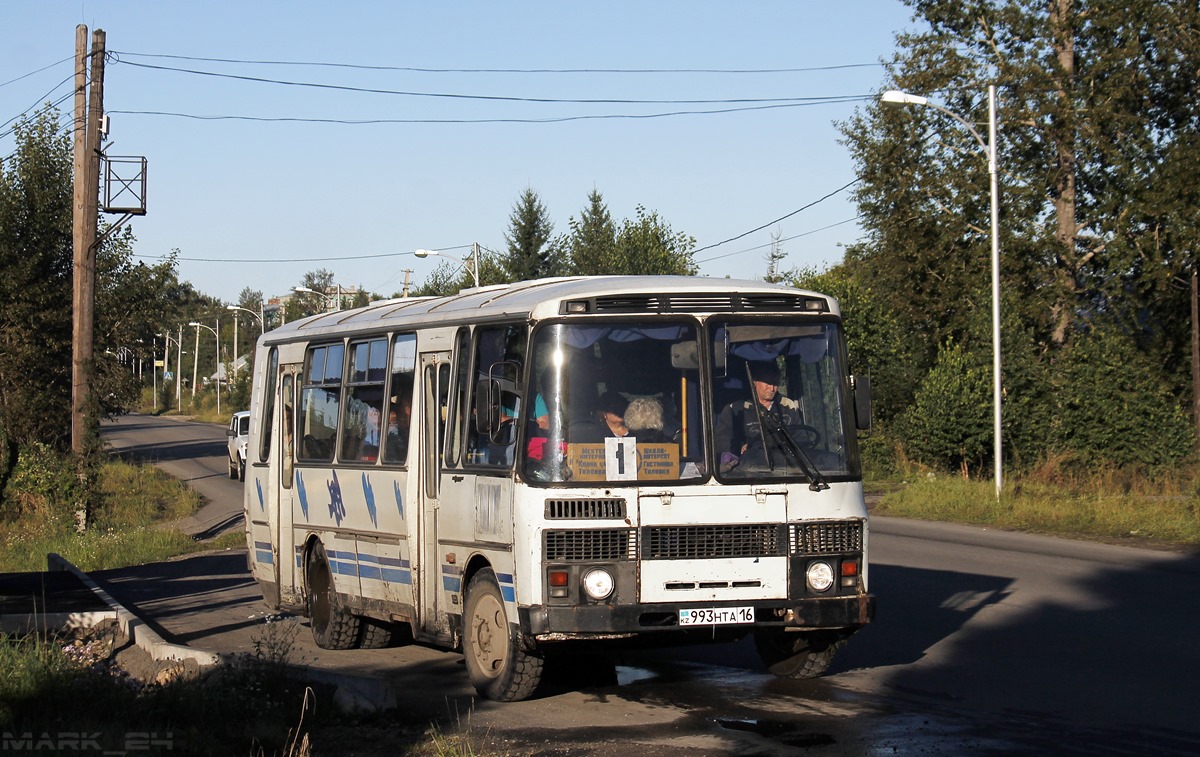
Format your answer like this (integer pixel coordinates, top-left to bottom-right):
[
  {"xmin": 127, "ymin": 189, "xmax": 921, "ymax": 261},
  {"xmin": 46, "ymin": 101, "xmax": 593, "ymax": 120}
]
[{"xmin": 47, "ymin": 553, "xmax": 221, "ymax": 667}]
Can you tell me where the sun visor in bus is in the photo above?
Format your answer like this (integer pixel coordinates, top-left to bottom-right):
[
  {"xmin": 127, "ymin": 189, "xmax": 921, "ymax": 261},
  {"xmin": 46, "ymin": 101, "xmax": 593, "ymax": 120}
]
[{"xmin": 670, "ymin": 341, "xmax": 699, "ymax": 370}]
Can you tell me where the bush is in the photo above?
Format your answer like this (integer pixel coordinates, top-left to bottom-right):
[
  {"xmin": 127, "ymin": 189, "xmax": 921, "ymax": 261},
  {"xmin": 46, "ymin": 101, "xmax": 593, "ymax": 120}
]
[
  {"xmin": 1051, "ymin": 326, "xmax": 1194, "ymax": 469},
  {"xmin": 0, "ymin": 442, "xmax": 79, "ymax": 530},
  {"xmin": 894, "ymin": 340, "xmax": 992, "ymax": 477}
]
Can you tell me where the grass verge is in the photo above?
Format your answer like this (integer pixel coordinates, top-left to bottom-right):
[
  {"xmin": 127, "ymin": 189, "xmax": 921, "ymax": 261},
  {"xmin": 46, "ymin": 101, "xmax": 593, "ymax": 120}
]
[
  {"xmin": 0, "ymin": 618, "xmax": 324, "ymax": 756},
  {"xmin": 872, "ymin": 473, "xmax": 1200, "ymax": 547},
  {"xmin": 0, "ymin": 456, "xmax": 236, "ymax": 573}
]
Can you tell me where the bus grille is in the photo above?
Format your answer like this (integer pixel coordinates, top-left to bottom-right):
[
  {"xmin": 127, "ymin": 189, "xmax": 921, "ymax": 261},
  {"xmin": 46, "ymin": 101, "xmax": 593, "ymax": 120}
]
[
  {"xmin": 790, "ymin": 521, "xmax": 864, "ymax": 555},
  {"xmin": 545, "ymin": 498, "xmax": 627, "ymax": 520},
  {"xmin": 544, "ymin": 529, "xmax": 637, "ymax": 561},
  {"xmin": 642, "ymin": 524, "xmax": 786, "ymax": 560}
]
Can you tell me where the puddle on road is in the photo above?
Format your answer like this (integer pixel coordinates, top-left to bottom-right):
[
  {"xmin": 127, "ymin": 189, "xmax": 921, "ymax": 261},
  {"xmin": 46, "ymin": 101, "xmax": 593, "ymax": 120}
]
[{"xmin": 716, "ymin": 718, "xmax": 836, "ymax": 748}]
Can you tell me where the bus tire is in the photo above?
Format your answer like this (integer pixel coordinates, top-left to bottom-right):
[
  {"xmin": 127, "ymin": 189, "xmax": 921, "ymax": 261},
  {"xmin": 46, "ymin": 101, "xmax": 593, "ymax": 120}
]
[
  {"xmin": 463, "ymin": 568, "xmax": 543, "ymax": 701},
  {"xmin": 306, "ymin": 542, "xmax": 362, "ymax": 650},
  {"xmin": 358, "ymin": 618, "xmax": 394, "ymax": 649},
  {"xmin": 753, "ymin": 629, "xmax": 845, "ymax": 679}
]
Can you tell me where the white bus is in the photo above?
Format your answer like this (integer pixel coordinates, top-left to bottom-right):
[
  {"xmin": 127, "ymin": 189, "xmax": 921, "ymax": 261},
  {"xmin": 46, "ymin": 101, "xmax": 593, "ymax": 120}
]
[{"xmin": 243, "ymin": 276, "xmax": 875, "ymax": 701}]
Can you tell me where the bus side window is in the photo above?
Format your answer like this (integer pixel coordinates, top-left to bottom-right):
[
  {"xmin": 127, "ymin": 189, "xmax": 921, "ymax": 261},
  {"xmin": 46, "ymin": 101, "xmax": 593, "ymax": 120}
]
[
  {"xmin": 383, "ymin": 333, "xmax": 416, "ymax": 466},
  {"xmin": 258, "ymin": 347, "xmax": 278, "ymax": 464},
  {"xmin": 298, "ymin": 343, "xmax": 343, "ymax": 463},
  {"xmin": 445, "ymin": 328, "xmax": 471, "ymax": 468}
]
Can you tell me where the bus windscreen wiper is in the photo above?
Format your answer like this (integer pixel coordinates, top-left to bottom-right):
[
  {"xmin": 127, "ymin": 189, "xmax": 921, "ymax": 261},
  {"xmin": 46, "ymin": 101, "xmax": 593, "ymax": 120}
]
[{"xmin": 757, "ymin": 409, "xmax": 829, "ymax": 492}]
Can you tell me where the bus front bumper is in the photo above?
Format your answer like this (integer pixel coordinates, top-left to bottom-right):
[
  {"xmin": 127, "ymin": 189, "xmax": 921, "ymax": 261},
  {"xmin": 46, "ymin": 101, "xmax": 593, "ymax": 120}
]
[{"xmin": 520, "ymin": 593, "xmax": 874, "ymax": 640}]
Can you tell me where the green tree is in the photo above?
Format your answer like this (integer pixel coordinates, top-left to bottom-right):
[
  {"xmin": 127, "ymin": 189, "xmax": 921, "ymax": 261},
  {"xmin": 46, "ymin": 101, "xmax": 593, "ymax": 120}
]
[
  {"xmin": 792, "ymin": 265, "xmax": 921, "ymax": 424},
  {"xmin": 0, "ymin": 105, "xmax": 75, "ymax": 448},
  {"xmin": 609, "ymin": 205, "xmax": 697, "ymax": 276},
  {"xmin": 563, "ymin": 189, "xmax": 617, "ymax": 275},
  {"xmin": 841, "ymin": 0, "xmax": 1200, "ymax": 472},
  {"xmin": 502, "ymin": 188, "xmax": 563, "ymax": 281}
]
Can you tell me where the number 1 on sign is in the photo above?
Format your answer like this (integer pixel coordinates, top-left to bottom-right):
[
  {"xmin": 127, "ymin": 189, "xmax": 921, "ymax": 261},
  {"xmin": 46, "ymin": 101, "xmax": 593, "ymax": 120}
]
[{"xmin": 605, "ymin": 436, "xmax": 638, "ymax": 480}]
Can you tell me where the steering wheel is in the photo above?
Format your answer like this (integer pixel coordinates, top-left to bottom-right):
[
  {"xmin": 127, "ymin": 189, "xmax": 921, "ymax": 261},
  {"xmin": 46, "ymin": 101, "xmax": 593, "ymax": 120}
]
[{"xmin": 789, "ymin": 424, "xmax": 821, "ymax": 447}]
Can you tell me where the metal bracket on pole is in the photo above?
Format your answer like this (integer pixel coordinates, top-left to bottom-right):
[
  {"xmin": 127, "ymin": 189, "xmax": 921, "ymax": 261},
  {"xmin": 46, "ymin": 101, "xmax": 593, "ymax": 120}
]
[{"xmin": 101, "ymin": 155, "xmax": 147, "ymax": 215}]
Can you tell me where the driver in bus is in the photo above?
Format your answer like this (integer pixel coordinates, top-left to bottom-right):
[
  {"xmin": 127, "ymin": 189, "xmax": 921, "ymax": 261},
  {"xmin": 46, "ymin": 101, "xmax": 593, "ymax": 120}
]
[{"xmin": 715, "ymin": 361, "xmax": 802, "ymax": 472}]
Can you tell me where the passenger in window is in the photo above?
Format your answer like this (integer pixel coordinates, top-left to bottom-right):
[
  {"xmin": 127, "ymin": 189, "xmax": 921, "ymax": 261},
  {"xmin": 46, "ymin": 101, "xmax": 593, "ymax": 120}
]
[
  {"xmin": 715, "ymin": 361, "xmax": 802, "ymax": 472},
  {"xmin": 385, "ymin": 395, "xmax": 411, "ymax": 462},
  {"xmin": 624, "ymin": 397, "xmax": 669, "ymax": 443},
  {"xmin": 361, "ymin": 405, "xmax": 382, "ymax": 460},
  {"xmin": 571, "ymin": 392, "xmax": 630, "ymax": 443}
]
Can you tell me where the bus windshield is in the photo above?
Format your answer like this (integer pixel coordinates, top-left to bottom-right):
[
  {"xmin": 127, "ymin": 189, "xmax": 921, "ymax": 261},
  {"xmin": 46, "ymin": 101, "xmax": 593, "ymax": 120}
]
[
  {"xmin": 520, "ymin": 317, "xmax": 859, "ymax": 485},
  {"xmin": 522, "ymin": 321, "xmax": 705, "ymax": 484},
  {"xmin": 709, "ymin": 319, "xmax": 857, "ymax": 483}
]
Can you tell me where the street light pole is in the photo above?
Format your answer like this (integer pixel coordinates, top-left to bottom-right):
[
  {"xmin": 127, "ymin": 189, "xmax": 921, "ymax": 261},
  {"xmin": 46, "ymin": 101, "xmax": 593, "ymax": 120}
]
[
  {"xmin": 414, "ymin": 245, "xmax": 480, "ymax": 288},
  {"xmin": 882, "ymin": 85, "xmax": 1003, "ymax": 498},
  {"xmin": 189, "ymin": 320, "xmax": 222, "ymax": 414},
  {"xmin": 226, "ymin": 305, "xmax": 265, "ymax": 380}
]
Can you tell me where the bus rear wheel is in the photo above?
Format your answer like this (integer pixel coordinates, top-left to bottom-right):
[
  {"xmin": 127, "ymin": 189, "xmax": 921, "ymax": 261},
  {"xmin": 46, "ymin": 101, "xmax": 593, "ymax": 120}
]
[
  {"xmin": 306, "ymin": 542, "xmax": 362, "ymax": 650},
  {"xmin": 753, "ymin": 629, "xmax": 845, "ymax": 679},
  {"xmin": 463, "ymin": 568, "xmax": 543, "ymax": 701}
]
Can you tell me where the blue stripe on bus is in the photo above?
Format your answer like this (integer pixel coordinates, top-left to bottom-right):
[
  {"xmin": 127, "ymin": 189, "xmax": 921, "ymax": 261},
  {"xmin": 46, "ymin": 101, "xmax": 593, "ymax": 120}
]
[
  {"xmin": 442, "ymin": 576, "xmax": 462, "ymax": 592},
  {"xmin": 380, "ymin": 567, "xmax": 413, "ymax": 585},
  {"xmin": 255, "ymin": 550, "xmax": 274, "ymax": 565},
  {"xmin": 500, "ymin": 585, "xmax": 515, "ymax": 602}
]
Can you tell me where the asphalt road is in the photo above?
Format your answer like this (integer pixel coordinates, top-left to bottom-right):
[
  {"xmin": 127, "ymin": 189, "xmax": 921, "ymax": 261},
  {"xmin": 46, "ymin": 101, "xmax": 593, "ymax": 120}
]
[{"xmin": 96, "ymin": 414, "xmax": 1200, "ymax": 756}]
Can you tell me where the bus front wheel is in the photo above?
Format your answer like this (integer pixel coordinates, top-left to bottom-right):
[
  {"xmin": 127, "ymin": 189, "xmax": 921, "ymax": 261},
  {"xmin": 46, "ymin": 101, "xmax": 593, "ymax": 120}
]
[
  {"xmin": 306, "ymin": 542, "xmax": 362, "ymax": 650},
  {"xmin": 753, "ymin": 629, "xmax": 845, "ymax": 679},
  {"xmin": 463, "ymin": 568, "xmax": 543, "ymax": 701}
]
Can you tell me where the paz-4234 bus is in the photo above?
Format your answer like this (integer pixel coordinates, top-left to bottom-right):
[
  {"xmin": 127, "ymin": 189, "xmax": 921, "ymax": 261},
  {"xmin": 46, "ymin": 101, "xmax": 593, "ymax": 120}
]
[{"xmin": 243, "ymin": 276, "xmax": 876, "ymax": 701}]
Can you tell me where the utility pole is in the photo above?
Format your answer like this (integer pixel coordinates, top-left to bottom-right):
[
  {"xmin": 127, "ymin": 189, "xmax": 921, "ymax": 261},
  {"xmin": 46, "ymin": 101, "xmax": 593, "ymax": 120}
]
[
  {"xmin": 1192, "ymin": 268, "xmax": 1199, "ymax": 454},
  {"xmin": 401, "ymin": 268, "xmax": 413, "ymax": 298},
  {"xmin": 71, "ymin": 26, "xmax": 105, "ymax": 456}
]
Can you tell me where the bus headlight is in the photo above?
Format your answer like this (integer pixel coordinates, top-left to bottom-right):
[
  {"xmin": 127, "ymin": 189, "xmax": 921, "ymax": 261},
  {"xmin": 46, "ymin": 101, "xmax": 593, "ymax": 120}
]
[
  {"xmin": 805, "ymin": 561, "xmax": 835, "ymax": 593},
  {"xmin": 581, "ymin": 568, "xmax": 614, "ymax": 600}
]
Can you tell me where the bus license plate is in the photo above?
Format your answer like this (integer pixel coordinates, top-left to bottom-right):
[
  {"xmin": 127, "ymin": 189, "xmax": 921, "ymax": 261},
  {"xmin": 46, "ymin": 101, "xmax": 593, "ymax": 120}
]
[{"xmin": 679, "ymin": 607, "xmax": 754, "ymax": 626}]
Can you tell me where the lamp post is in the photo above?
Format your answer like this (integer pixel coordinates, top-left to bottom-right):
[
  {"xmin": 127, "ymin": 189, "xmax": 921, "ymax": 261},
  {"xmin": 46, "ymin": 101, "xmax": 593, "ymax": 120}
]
[
  {"xmin": 415, "ymin": 243, "xmax": 480, "ymax": 288},
  {"xmin": 157, "ymin": 330, "xmax": 183, "ymax": 410},
  {"xmin": 294, "ymin": 285, "xmax": 341, "ymax": 313},
  {"xmin": 225, "ymin": 305, "xmax": 264, "ymax": 380},
  {"xmin": 188, "ymin": 320, "xmax": 221, "ymax": 414},
  {"xmin": 882, "ymin": 85, "xmax": 1002, "ymax": 498}
]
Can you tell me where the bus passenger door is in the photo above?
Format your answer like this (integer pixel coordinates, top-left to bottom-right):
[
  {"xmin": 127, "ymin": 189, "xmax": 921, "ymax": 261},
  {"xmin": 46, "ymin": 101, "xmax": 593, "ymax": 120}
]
[
  {"xmin": 416, "ymin": 351, "xmax": 452, "ymax": 642},
  {"xmin": 274, "ymin": 365, "xmax": 301, "ymax": 606}
]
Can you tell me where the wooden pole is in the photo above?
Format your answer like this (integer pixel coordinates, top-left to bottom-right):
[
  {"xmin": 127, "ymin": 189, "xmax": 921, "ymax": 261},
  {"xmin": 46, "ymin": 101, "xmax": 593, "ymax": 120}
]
[
  {"xmin": 70, "ymin": 25, "xmax": 89, "ymax": 453},
  {"xmin": 71, "ymin": 28, "xmax": 104, "ymax": 455}
]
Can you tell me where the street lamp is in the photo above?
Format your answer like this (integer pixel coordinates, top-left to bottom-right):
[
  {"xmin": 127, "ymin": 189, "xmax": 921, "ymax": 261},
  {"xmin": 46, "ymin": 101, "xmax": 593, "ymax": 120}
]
[
  {"xmin": 294, "ymin": 285, "xmax": 342, "ymax": 312},
  {"xmin": 157, "ymin": 329, "xmax": 183, "ymax": 411},
  {"xmin": 882, "ymin": 85, "xmax": 1003, "ymax": 498},
  {"xmin": 226, "ymin": 305, "xmax": 264, "ymax": 380},
  {"xmin": 415, "ymin": 244, "xmax": 480, "ymax": 288},
  {"xmin": 188, "ymin": 320, "xmax": 221, "ymax": 414}
]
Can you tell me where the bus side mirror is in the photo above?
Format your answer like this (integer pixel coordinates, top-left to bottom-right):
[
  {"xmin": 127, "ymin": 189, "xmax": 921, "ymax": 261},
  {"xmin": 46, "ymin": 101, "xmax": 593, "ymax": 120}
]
[
  {"xmin": 475, "ymin": 379, "xmax": 501, "ymax": 434},
  {"xmin": 852, "ymin": 375, "xmax": 872, "ymax": 431}
]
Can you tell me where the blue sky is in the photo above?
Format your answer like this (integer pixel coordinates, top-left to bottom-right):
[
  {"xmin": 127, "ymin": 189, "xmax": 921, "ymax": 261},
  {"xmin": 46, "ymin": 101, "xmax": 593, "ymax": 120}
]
[{"xmin": 2, "ymin": 1, "xmax": 918, "ymax": 303}]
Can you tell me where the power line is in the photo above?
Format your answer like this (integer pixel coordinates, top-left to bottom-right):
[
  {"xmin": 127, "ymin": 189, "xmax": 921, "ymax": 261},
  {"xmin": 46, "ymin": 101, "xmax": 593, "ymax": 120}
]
[
  {"xmin": 0, "ymin": 55, "xmax": 74, "ymax": 89},
  {"xmin": 134, "ymin": 243, "xmax": 473, "ymax": 264},
  {"xmin": 110, "ymin": 51, "xmax": 884, "ymax": 75},
  {"xmin": 691, "ymin": 178, "xmax": 861, "ymax": 256},
  {"xmin": 109, "ymin": 98, "xmax": 870, "ymax": 126},
  {"xmin": 111, "ymin": 58, "xmax": 869, "ymax": 106},
  {"xmin": 695, "ymin": 217, "xmax": 861, "ymax": 264}
]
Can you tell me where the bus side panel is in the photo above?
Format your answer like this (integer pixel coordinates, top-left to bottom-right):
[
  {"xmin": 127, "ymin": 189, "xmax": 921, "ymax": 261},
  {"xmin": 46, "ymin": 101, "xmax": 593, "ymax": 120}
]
[
  {"xmin": 346, "ymin": 469, "xmax": 418, "ymax": 620},
  {"xmin": 293, "ymin": 465, "xmax": 362, "ymax": 601}
]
